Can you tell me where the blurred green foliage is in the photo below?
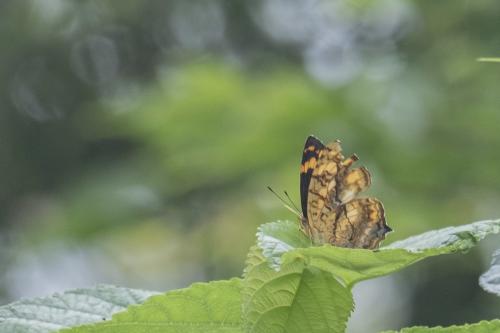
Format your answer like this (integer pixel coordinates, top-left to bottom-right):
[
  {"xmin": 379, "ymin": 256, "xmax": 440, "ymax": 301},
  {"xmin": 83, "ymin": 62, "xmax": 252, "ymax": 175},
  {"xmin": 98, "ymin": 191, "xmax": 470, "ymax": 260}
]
[{"xmin": 1, "ymin": 0, "xmax": 500, "ymax": 332}]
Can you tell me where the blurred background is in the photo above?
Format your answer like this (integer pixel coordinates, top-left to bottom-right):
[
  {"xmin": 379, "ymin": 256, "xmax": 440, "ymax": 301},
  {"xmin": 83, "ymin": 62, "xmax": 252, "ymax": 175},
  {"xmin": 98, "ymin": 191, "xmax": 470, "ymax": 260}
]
[{"xmin": 1, "ymin": 0, "xmax": 500, "ymax": 331}]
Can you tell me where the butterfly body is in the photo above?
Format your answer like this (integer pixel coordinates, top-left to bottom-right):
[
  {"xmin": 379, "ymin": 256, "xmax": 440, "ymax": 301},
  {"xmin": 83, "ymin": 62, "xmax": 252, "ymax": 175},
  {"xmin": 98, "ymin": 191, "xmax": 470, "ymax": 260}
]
[{"xmin": 299, "ymin": 136, "xmax": 391, "ymax": 249}]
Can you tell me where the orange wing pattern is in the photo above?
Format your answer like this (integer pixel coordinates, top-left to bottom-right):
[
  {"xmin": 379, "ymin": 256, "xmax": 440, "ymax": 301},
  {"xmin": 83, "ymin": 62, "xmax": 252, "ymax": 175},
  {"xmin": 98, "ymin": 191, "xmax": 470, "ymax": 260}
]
[{"xmin": 300, "ymin": 136, "xmax": 391, "ymax": 249}]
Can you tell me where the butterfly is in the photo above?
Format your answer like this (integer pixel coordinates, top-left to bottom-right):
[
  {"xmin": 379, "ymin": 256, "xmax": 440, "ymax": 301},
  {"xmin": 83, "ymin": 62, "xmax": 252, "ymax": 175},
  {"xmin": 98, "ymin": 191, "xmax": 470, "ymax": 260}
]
[
  {"xmin": 300, "ymin": 136, "xmax": 392, "ymax": 249},
  {"xmin": 290, "ymin": 135, "xmax": 391, "ymax": 249}
]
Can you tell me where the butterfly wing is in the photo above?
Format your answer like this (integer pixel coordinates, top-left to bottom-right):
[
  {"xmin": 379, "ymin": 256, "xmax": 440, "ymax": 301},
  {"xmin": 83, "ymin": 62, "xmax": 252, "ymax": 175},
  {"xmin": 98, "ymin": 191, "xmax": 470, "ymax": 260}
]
[
  {"xmin": 301, "ymin": 136, "xmax": 391, "ymax": 248},
  {"xmin": 304, "ymin": 140, "xmax": 344, "ymax": 243},
  {"xmin": 337, "ymin": 167, "xmax": 371, "ymax": 203},
  {"xmin": 300, "ymin": 136, "xmax": 325, "ymax": 219},
  {"xmin": 333, "ymin": 198, "xmax": 391, "ymax": 249}
]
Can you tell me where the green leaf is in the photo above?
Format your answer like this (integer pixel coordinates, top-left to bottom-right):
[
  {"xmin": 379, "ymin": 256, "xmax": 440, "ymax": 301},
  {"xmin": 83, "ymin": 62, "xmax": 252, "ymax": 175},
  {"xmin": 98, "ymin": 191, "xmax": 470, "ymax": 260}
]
[
  {"xmin": 257, "ymin": 219, "xmax": 500, "ymax": 286},
  {"xmin": 0, "ymin": 285, "xmax": 158, "ymax": 333},
  {"xmin": 61, "ymin": 279, "xmax": 243, "ymax": 333},
  {"xmin": 381, "ymin": 319, "xmax": 500, "ymax": 332},
  {"xmin": 244, "ymin": 223, "xmax": 353, "ymax": 333},
  {"xmin": 283, "ymin": 246, "xmax": 426, "ymax": 287},
  {"xmin": 256, "ymin": 220, "xmax": 311, "ymax": 270},
  {"xmin": 479, "ymin": 249, "xmax": 500, "ymax": 296},
  {"xmin": 243, "ymin": 256, "xmax": 353, "ymax": 333},
  {"xmin": 6, "ymin": 220, "xmax": 499, "ymax": 333},
  {"xmin": 384, "ymin": 219, "xmax": 500, "ymax": 252},
  {"xmin": 243, "ymin": 219, "xmax": 500, "ymax": 333}
]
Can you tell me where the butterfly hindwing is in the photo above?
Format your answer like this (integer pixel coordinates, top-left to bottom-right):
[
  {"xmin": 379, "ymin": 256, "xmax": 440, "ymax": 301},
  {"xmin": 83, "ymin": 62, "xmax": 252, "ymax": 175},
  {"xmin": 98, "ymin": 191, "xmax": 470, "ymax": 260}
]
[{"xmin": 333, "ymin": 198, "xmax": 389, "ymax": 249}]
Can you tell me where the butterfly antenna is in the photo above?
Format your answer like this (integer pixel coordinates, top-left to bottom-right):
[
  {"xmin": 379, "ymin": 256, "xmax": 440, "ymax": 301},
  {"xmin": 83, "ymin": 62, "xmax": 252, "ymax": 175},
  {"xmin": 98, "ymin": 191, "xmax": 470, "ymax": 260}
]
[
  {"xmin": 283, "ymin": 190, "xmax": 301, "ymax": 213},
  {"xmin": 267, "ymin": 186, "xmax": 301, "ymax": 218}
]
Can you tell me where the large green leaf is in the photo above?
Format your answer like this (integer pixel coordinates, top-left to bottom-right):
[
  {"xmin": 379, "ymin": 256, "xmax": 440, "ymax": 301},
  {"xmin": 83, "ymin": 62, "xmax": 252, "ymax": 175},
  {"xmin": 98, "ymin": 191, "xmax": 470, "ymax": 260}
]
[
  {"xmin": 382, "ymin": 319, "xmax": 500, "ymax": 332},
  {"xmin": 242, "ymin": 219, "xmax": 500, "ymax": 333},
  {"xmin": 4, "ymin": 220, "xmax": 499, "ymax": 333},
  {"xmin": 243, "ymin": 249, "xmax": 353, "ymax": 333},
  {"xmin": 61, "ymin": 279, "xmax": 243, "ymax": 333},
  {"xmin": 0, "ymin": 285, "xmax": 158, "ymax": 333},
  {"xmin": 257, "ymin": 219, "xmax": 500, "ymax": 286}
]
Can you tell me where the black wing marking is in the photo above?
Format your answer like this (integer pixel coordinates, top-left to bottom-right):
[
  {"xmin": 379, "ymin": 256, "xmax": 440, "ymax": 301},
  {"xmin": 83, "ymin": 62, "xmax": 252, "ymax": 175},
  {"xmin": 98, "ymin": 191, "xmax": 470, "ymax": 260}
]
[{"xmin": 300, "ymin": 135, "xmax": 325, "ymax": 219}]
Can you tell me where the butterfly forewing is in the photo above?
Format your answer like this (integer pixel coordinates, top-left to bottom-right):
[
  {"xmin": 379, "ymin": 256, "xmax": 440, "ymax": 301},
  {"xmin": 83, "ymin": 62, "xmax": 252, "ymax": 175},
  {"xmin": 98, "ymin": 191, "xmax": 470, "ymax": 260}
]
[{"xmin": 300, "ymin": 136, "xmax": 325, "ymax": 219}]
